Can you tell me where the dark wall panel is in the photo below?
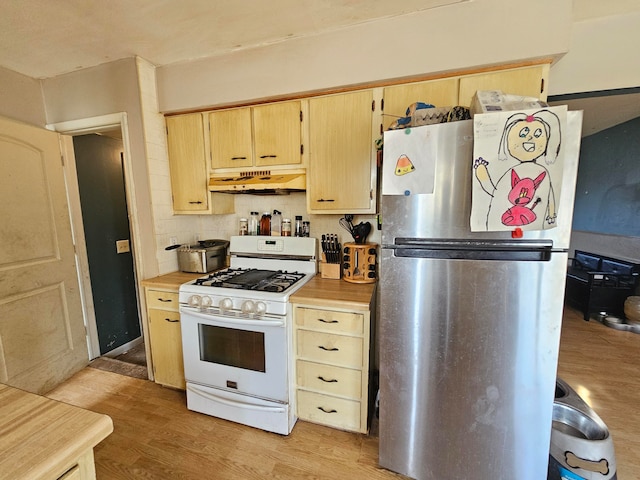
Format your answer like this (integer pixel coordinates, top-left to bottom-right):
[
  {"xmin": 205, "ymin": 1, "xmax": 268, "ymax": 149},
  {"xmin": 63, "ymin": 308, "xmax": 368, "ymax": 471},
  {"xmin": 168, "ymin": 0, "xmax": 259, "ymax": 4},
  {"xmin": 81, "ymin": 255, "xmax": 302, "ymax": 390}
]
[{"xmin": 572, "ymin": 116, "xmax": 640, "ymax": 237}]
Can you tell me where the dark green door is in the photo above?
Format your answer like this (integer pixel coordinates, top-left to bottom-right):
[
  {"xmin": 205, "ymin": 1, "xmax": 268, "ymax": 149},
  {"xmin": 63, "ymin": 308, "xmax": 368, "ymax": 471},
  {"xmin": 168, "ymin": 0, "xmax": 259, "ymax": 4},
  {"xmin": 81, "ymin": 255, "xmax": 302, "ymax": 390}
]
[{"xmin": 73, "ymin": 134, "xmax": 140, "ymax": 354}]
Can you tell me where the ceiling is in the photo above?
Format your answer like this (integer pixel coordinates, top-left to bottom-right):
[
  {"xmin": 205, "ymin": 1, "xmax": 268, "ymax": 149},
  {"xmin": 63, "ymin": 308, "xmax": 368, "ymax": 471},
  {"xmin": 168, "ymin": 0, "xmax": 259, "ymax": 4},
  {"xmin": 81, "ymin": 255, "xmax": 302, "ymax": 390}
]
[
  {"xmin": 1, "ymin": 0, "xmax": 639, "ymax": 136},
  {"xmin": 0, "ymin": 0, "xmax": 463, "ymax": 80}
]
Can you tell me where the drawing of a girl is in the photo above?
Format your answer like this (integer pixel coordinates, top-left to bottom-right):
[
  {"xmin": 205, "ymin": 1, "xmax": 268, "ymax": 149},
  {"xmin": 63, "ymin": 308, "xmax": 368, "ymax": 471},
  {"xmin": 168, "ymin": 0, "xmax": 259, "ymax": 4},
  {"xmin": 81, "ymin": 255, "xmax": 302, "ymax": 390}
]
[{"xmin": 474, "ymin": 109, "xmax": 562, "ymax": 231}]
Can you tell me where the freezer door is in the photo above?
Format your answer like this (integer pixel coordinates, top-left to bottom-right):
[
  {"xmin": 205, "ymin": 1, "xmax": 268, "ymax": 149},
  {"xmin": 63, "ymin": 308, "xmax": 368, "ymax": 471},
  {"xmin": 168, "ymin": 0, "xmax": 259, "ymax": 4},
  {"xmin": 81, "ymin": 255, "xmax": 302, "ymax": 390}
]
[
  {"xmin": 381, "ymin": 112, "xmax": 582, "ymax": 250},
  {"xmin": 378, "ymin": 249, "xmax": 567, "ymax": 480}
]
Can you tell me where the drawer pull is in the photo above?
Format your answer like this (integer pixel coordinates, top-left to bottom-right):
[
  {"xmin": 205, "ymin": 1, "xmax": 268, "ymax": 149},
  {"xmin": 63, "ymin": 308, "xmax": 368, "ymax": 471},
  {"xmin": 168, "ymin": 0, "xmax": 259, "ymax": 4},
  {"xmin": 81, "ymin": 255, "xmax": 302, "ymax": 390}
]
[
  {"xmin": 317, "ymin": 406, "xmax": 337, "ymax": 414},
  {"xmin": 318, "ymin": 318, "xmax": 338, "ymax": 324},
  {"xmin": 318, "ymin": 376, "xmax": 338, "ymax": 383},
  {"xmin": 157, "ymin": 298, "xmax": 172, "ymax": 303},
  {"xmin": 165, "ymin": 318, "xmax": 179, "ymax": 323},
  {"xmin": 318, "ymin": 346, "xmax": 339, "ymax": 352}
]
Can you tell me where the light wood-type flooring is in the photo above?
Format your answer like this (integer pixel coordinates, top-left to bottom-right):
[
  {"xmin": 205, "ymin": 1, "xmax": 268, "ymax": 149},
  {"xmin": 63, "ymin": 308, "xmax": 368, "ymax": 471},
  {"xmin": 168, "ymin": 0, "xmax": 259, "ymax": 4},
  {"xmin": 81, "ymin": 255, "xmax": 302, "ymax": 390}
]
[{"xmin": 46, "ymin": 306, "xmax": 639, "ymax": 479}]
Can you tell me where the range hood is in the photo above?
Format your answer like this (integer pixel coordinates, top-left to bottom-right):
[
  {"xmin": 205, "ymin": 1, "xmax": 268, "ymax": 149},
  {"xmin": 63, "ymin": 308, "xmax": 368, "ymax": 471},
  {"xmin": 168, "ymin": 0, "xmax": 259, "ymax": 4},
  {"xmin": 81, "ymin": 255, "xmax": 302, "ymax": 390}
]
[{"xmin": 209, "ymin": 170, "xmax": 306, "ymax": 194}]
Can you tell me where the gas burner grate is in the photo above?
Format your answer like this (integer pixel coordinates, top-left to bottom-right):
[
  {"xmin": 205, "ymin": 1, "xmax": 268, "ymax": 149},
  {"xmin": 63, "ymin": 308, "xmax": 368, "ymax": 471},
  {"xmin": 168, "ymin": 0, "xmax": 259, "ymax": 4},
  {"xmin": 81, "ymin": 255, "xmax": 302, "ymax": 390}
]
[{"xmin": 194, "ymin": 268, "xmax": 306, "ymax": 292}]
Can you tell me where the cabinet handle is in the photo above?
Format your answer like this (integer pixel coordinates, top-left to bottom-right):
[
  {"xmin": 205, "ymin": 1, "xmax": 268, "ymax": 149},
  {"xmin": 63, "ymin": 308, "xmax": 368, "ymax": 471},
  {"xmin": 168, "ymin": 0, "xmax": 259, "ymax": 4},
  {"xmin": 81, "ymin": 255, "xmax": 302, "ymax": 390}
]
[
  {"xmin": 318, "ymin": 345, "xmax": 339, "ymax": 352},
  {"xmin": 231, "ymin": 156, "xmax": 247, "ymax": 160},
  {"xmin": 259, "ymin": 155, "xmax": 277, "ymax": 159},
  {"xmin": 317, "ymin": 199, "xmax": 335, "ymax": 203},
  {"xmin": 157, "ymin": 298, "xmax": 172, "ymax": 302},
  {"xmin": 318, "ymin": 318, "xmax": 338, "ymax": 324},
  {"xmin": 165, "ymin": 318, "xmax": 179, "ymax": 323},
  {"xmin": 318, "ymin": 376, "xmax": 338, "ymax": 383},
  {"xmin": 188, "ymin": 201, "xmax": 203, "ymax": 204},
  {"xmin": 317, "ymin": 406, "xmax": 337, "ymax": 414}
]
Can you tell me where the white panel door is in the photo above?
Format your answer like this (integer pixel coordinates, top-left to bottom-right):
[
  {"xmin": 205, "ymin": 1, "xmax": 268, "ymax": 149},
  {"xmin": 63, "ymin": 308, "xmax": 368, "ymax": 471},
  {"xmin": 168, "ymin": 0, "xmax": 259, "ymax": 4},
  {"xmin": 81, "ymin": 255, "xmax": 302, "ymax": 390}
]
[{"xmin": 0, "ymin": 115, "xmax": 88, "ymax": 394}]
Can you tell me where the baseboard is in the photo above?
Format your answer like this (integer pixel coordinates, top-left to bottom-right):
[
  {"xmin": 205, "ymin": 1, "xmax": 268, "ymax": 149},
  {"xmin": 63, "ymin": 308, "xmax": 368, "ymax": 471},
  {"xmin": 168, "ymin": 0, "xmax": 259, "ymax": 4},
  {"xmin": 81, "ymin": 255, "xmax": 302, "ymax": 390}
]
[{"xmin": 103, "ymin": 336, "xmax": 143, "ymax": 358}]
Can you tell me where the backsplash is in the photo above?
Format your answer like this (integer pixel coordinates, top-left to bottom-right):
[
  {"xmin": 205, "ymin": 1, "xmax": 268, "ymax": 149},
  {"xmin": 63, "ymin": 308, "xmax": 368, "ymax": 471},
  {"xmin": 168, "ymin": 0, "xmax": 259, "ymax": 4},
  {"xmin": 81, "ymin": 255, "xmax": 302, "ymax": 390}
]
[{"xmin": 157, "ymin": 192, "xmax": 380, "ymax": 275}]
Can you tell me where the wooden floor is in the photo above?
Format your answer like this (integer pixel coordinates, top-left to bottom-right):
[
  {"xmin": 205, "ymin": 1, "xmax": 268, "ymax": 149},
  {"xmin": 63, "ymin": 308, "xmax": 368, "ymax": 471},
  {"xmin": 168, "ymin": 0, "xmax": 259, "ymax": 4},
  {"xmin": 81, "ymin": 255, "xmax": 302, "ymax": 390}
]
[
  {"xmin": 556, "ymin": 306, "xmax": 640, "ymax": 479},
  {"xmin": 46, "ymin": 306, "xmax": 639, "ymax": 479}
]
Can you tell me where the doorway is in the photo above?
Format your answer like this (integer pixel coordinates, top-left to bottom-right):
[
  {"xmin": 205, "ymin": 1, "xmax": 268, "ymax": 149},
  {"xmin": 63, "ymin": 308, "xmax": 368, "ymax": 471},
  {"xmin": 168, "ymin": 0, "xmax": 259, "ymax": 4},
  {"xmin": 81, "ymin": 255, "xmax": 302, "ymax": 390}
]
[
  {"xmin": 73, "ymin": 133, "xmax": 141, "ymax": 355},
  {"xmin": 50, "ymin": 113, "xmax": 147, "ymax": 369}
]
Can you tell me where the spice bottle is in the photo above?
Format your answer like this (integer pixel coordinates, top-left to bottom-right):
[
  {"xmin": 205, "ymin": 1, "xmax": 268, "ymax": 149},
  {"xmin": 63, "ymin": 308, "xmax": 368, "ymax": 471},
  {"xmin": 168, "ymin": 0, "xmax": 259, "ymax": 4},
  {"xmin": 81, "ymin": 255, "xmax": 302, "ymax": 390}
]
[
  {"xmin": 271, "ymin": 210, "xmax": 282, "ymax": 236},
  {"xmin": 260, "ymin": 212, "xmax": 271, "ymax": 236},
  {"xmin": 302, "ymin": 221, "xmax": 310, "ymax": 237},
  {"xmin": 249, "ymin": 211, "xmax": 259, "ymax": 236},
  {"xmin": 239, "ymin": 218, "xmax": 248, "ymax": 236},
  {"xmin": 294, "ymin": 215, "xmax": 303, "ymax": 237},
  {"xmin": 282, "ymin": 218, "xmax": 292, "ymax": 236}
]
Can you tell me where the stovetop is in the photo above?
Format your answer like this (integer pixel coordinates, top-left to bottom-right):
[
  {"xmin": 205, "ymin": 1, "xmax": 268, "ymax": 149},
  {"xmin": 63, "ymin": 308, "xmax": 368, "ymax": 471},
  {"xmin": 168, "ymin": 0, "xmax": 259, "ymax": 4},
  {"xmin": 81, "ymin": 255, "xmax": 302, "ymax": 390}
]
[{"xmin": 193, "ymin": 268, "xmax": 306, "ymax": 293}]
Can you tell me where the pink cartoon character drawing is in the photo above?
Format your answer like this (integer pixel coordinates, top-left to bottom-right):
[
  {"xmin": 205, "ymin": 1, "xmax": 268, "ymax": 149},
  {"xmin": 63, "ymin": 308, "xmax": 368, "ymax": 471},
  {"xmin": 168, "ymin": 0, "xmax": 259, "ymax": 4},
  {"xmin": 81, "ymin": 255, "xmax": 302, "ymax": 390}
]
[
  {"xmin": 501, "ymin": 169, "xmax": 546, "ymax": 226},
  {"xmin": 474, "ymin": 109, "xmax": 562, "ymax": 231}
]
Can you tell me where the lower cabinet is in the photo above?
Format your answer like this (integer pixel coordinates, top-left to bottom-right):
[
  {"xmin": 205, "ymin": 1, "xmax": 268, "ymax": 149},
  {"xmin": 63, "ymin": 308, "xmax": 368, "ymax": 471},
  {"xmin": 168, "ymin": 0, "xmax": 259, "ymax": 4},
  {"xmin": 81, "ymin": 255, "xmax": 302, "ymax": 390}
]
[
  {"xmin": 145, "ymin": 288, "xmax": 185, "ymax": 389},
  {"xmin": 293, "ymin": 304, "xmax": 372, "ymax": 433}
]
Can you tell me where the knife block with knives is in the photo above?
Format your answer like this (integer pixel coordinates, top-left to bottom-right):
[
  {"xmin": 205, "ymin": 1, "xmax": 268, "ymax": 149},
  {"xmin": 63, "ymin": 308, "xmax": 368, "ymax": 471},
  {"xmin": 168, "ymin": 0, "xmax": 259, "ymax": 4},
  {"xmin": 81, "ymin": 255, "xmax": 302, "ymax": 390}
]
[{"xmin": 320, "ymin": 233, "xmax": 342, "ymax": 279}]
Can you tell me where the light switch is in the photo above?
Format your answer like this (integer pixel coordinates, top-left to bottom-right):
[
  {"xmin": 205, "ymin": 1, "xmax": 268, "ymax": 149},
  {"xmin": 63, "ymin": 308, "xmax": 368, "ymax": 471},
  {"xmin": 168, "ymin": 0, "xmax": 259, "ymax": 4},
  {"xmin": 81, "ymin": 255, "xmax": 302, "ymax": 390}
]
[{"xmin": 116, "ymin": 239, "xmax": 130, "ymax": 254}]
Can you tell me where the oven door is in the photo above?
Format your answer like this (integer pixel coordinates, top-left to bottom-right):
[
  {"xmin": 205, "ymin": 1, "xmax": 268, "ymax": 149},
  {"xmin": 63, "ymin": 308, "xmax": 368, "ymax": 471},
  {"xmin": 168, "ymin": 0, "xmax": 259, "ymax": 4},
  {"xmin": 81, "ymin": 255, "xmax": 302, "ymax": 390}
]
[{"xmin": 180, "ymin": 307, "xmax": 288, "ymax": 402}]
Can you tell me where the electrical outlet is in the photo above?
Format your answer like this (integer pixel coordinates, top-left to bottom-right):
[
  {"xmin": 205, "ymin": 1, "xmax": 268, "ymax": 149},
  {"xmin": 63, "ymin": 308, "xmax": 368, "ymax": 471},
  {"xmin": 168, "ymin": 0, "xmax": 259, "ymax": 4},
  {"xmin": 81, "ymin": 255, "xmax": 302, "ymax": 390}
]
[
  {"xmin": 169, "ymin": 236, "xmax": 178, "ymax": 246},
  {"xmin": 116, "ymin": 239, "xmax": 130, "ymax": 254}
]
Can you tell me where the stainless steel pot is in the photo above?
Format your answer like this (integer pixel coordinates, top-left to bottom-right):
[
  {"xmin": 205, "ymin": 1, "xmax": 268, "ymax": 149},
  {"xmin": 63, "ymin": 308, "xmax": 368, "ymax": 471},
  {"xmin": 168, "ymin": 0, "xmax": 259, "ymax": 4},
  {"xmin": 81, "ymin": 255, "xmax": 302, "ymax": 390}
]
[{"xmin": 172, "ymin": 239, "xmax": 229, "ymax": 273}]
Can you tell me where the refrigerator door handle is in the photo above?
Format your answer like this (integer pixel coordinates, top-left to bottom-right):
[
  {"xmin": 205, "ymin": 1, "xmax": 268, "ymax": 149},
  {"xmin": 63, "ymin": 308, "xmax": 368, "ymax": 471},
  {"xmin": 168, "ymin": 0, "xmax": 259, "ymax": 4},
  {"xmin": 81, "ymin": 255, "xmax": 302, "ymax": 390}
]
[
  {"xmin": 386, "ymin": 239, "xmax": 555, "ymax": 262},
  {"xmin": 390, "ymin": 238, "xmax": 554, "ymax": 250}
]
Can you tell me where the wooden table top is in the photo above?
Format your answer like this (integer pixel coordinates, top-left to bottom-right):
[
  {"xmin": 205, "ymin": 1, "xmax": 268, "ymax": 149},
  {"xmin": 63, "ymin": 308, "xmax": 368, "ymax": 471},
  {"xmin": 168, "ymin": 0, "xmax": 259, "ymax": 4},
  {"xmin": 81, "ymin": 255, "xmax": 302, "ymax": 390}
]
[
  {"xmin": 0, "ymin": 383, "xmax": 113, "ymax": 480},
  {"xmin": 290, "ymin": 275, "xmax": 376, "ymax": 310}
]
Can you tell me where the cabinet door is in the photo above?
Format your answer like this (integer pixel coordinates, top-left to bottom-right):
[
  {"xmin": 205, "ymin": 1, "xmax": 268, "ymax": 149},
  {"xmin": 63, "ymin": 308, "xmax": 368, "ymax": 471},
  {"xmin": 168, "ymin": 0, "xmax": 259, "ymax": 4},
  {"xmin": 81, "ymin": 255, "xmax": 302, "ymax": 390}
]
[
  {"xmin": 166, "ymin": 114, "xmax": 209, "ymax": 212},
  {"xmin": 253, "ymin": 101, "xmax": 301, "ymax": 167},
  {"xmin": 382, "ymin": 77, "xmax": 459, "ymax": 130},
  {"xmin": 209, "ymin": 108, "xmax": 253, "ymax": 169},
  {"xmin": 308, "ymin": 90, "xmax": 375, "ymax": 213},
  {"xmin": 148, "ymin": 308, "xmax": 185, "ymax": 389},
  {"xmin": 458, "ymin": 64, "xmax": 548, "ymax": 107}
]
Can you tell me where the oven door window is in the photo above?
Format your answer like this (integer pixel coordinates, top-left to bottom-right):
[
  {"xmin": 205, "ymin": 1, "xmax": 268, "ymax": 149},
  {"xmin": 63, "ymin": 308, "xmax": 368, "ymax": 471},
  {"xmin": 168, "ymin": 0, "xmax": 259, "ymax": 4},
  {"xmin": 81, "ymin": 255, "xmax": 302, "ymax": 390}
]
[{"xmin": 198, "ymin": 324, "xmax": 265, "ymax": 372}]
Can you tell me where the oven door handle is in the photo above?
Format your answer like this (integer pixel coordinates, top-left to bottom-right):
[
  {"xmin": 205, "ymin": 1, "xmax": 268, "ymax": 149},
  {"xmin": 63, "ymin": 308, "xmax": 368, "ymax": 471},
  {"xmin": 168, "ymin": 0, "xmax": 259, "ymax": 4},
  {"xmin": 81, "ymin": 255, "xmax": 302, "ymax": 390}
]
[
  {"xmin": 180, "ymin": 308, "xmax": 285, "ymax": 328},
  {"xmin": 187, "ymin": 384, "xmax": 286, "ymax": 413}
]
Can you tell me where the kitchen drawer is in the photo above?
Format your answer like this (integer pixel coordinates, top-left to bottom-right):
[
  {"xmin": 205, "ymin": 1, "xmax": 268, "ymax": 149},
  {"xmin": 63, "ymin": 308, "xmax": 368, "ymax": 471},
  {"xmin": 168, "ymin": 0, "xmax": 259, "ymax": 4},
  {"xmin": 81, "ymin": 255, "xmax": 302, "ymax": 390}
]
[
  {"xmin": 297, "ymin": 390, "xmax": 361, "ymax": 432},
  {"xmin": 146, "ymin": 290, "xmax": 179, "ymax": 311},
  {"xmin": 296, "ymin": 360, "xmax": 362, "ymax": 399},
  {"xmin": 295, "ymin": 307, "xmax": 363, "ymax": 335},
  {"xmin": 296, "ymin": 330, "xmax": 363, "ymax": 368}
]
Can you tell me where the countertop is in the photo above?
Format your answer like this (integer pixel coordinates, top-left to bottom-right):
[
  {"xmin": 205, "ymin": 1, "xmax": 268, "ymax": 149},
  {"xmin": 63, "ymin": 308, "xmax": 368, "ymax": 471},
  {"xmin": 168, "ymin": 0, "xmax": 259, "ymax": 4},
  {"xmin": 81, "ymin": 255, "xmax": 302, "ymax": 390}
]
[
  {"xmin": 290, "ymin": 275, "xmax": 376, "ymax": 310},
  {"xmin": 141, "ymin": 271, "xmax": 205, "ymax": 290},
  {"xmin": 0, "ymin": 383, "xmax": 113, "ymax": 480}
]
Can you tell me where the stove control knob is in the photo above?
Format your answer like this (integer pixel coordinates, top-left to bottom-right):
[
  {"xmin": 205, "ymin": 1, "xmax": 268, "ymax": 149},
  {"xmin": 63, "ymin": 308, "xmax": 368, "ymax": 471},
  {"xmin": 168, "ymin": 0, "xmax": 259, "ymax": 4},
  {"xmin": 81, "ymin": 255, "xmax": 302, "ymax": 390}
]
[
  {"xmin": 188, "ymin": 295, "xmax": 201, "ymax": 308},
  {"xmin": 219, "ymin": 298, "xmax": 233, "ymax": 313},
  {"xmin": 241, "ymin": 300, "xmax": 255, "ymax": 315},
  {"xmin": 200, "ymin": 296, "xmax": 212, "ymax": 308},
  {"xmin": 255, "ymin": 301, "xmax": 267, "ymax": 316}
]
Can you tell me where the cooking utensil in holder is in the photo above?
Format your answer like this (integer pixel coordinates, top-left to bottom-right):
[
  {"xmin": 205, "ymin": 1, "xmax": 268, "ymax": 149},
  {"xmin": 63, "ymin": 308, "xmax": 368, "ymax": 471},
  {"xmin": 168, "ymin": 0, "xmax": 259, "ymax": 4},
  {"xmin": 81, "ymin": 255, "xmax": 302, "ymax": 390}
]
[{"xmin": 342, "ymin": 242, "xmax": 377, "ymax": 284}]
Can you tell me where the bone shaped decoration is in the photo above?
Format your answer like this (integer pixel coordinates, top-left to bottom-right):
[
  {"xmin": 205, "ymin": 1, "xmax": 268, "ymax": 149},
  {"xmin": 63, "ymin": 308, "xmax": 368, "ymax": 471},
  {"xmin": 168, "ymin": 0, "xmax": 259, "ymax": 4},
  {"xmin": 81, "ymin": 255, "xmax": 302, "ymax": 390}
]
[{"xmin": 565, "ymin": 451, "xmax": 609, "ymax": 475}]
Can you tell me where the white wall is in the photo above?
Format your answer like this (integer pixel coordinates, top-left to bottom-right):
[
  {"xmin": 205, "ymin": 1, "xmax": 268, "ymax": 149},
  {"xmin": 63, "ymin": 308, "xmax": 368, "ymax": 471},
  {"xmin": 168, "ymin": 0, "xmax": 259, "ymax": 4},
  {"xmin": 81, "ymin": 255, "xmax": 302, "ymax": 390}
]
[
  {"xmin": 548, "ymin": 11, "xmax": 640, "ymax": 95},
  {"xmin": 0, "ymin": 66, "xmax": 46, "ymax": 126},
  {"xmin": 41, "ymin": 58, "xmax": 159, "ymax": 280},
  {"xmin": 157, "ymin": 0, "xmax": 572, "ymax": 113}
]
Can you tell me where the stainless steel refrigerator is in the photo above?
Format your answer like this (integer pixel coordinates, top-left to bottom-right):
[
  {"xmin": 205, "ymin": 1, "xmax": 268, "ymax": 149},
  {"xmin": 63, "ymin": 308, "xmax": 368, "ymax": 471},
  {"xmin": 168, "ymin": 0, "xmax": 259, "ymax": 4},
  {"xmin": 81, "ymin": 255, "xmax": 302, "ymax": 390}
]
[{"xmin": 378, "ymin": 112, "xmax": 583, "ymax": 480}]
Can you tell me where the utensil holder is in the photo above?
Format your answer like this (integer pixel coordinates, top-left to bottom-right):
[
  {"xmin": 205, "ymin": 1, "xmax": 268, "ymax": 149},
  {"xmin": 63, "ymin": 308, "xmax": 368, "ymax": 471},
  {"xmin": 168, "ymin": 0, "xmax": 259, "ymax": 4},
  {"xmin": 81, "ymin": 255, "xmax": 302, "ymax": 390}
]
[{"xmin": 342, "ymin": 242, "xmax": 377, "ymax": 284}]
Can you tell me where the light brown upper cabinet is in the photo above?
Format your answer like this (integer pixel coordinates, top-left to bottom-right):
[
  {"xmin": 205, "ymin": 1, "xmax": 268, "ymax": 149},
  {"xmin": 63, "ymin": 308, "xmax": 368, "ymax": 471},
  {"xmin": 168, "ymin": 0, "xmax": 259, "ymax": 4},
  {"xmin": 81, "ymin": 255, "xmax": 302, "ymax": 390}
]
[
  {"xmin": 382, "ymin": 77, "xmax": 459, "ymax": 130},
  {"xmin": 307, "ymin": 90, "xmax": 377, "ymax": 214},
  {"xmin": 208, "ymin": 100, "xmax": 302, "ymax": 171},
  {"xmin": 381, "ymin": 65, "xmax": 549, "ymax": 130},
  {"xmin": 165, "ymin": 113, "xmax": 234, "ymax": 214},
  {"xmin": 458, "ymin": 64, "xmax": 549, "ymax": 107}
]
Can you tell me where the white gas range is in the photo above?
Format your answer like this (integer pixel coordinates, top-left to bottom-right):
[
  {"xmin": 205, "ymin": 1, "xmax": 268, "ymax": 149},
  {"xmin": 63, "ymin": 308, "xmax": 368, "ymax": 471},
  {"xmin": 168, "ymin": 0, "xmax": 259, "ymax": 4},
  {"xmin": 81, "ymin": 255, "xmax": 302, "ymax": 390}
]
[{"xmin": 179, "ymin": 236, "xmax": 317, "ymax": 435}]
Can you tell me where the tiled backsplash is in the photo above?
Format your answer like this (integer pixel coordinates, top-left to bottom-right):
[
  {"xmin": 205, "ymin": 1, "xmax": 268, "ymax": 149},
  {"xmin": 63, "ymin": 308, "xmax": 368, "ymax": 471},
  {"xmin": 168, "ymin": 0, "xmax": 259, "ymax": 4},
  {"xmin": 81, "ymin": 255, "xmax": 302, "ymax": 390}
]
[{"xmin": 157, "ymin": 191, "xmax": 380, "ymax": 275}]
